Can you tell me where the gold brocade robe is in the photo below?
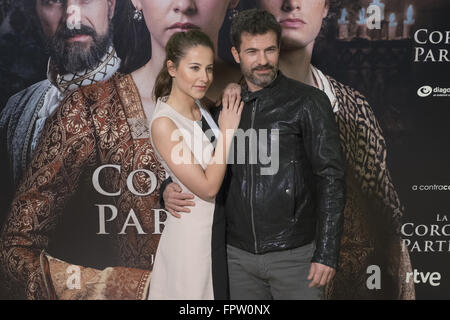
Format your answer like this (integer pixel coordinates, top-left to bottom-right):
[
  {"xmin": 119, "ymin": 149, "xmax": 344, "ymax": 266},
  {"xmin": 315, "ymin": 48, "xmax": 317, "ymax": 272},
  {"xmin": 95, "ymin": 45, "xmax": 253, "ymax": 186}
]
[
  {"xmin": 324, "ymin": 77, "xmax": 415, "ymax": 300},
  {"xmin": 0, "ymin": 73, "xmax": 166, "ymax": 299}
]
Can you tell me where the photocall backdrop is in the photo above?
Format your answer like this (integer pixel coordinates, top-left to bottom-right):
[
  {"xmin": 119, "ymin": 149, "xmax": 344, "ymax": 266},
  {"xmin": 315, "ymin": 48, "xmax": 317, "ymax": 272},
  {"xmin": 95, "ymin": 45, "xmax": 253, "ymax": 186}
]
[{"xmin": 0, "ymin": 0, "xmax": 449, "ymax": 300}]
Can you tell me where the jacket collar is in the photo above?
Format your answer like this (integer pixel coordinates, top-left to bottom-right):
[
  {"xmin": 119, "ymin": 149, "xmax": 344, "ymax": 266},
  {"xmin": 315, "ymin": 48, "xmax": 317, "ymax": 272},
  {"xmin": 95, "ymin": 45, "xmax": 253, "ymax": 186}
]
[{"xmin": 241, "ymin": 71, "xmax": 284, "ymax": 103}]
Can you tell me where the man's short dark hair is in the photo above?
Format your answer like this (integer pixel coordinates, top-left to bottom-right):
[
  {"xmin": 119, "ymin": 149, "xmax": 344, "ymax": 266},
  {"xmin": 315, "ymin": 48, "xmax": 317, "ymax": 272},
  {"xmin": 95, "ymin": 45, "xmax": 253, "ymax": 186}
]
[{"xmin": 230, "ymin": 9, "xmax": 282, "ymax": 51}]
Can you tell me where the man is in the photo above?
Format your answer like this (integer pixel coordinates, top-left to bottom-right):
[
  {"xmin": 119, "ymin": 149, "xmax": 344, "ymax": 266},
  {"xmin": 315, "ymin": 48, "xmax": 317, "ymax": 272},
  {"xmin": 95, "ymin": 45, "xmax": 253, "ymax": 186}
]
[
  {"xmin": 0, "ymin": 0, "xmax": 120, "ymax": 227},
  {"xmin": 223, "ymin": 0, "xmax": 415, "ymax": 300},
  {"xmin": 163, "ymin": 9, "xmax": 346, "ymax": 300},
  {"xmin": 0, "ymin": 0, "xmax": 121, "ymax": 299}
]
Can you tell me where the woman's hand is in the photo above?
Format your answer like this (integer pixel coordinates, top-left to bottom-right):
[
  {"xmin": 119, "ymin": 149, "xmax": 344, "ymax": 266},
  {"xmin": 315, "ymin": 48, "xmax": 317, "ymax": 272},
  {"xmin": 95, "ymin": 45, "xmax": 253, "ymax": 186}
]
[
  {"xmin": 218, "ymin": 92, "xmax": 244, "ymax": 132},
  {"xmin": 222, "ymin": 83, "xmax": 242, "ymax": 110}
]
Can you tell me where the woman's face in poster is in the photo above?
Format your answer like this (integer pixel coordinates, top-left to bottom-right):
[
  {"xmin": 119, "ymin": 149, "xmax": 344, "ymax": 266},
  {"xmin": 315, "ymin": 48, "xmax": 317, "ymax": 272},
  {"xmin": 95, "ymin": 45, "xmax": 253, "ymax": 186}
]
[
  {"xmin": 131, "ymin": 0, "xmax": 239, "ymax": 50},
  {"xmin": 258, "ymin": 0, "xmax": 329, "ymax": 49}
]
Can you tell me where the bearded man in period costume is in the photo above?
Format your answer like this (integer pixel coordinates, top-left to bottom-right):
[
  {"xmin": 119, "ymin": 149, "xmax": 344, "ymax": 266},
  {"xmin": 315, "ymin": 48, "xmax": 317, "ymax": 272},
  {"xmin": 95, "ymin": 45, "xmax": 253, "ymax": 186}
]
[
  {"xmin": 0, "ymin": 0, "xmax": 162, "ymax": 300},
  {"xmin": 0, "ymin": 0, "xmax": 120, "ymax": 226}
]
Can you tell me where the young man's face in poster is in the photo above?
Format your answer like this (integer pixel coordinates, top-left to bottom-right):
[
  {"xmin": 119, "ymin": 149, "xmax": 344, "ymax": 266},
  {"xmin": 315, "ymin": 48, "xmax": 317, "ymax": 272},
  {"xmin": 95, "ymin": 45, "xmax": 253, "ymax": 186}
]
[{"xmin": 258, "ymin": 0, "xmax": 329, "ymax": 49}]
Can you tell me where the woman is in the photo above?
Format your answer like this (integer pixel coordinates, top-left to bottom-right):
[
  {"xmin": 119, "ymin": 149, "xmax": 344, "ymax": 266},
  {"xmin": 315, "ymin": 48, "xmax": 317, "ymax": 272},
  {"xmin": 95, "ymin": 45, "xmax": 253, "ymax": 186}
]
[
  {"xmin": 0, "ymin": 0, "xmax": 241, "ymax": 300},
  {"xmin": 149, "ymin": 30, "xmax": 243, "ymax": 300},
  {"xmin": 222, "ymin": 0, "xmax": 415, "ymax": 299}
]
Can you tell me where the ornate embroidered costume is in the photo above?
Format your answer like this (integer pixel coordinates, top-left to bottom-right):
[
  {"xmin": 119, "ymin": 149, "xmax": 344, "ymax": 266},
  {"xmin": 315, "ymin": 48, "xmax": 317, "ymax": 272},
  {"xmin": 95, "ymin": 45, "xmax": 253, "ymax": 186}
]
[
  {"xmin": 0, "ymin": 47, "xmax": 120, "ymax": 190},
  {"xmin": 312, "ymin": 67, "xmax": 415, "ymax": 299},
  {"xmin": 0, "ymin": 73, "xmax": 166, "ymax": 299}
]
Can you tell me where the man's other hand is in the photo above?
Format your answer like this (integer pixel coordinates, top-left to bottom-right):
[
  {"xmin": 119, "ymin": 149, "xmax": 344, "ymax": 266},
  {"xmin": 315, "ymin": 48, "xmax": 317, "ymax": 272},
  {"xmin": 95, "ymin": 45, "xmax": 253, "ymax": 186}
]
[
  {"xmin": 307, "ymin": 263, "xmax": 336, "ymax": 288},
  {"xmin": 163, "ymin": 182, "xmax": 195, "ymax": 219}
]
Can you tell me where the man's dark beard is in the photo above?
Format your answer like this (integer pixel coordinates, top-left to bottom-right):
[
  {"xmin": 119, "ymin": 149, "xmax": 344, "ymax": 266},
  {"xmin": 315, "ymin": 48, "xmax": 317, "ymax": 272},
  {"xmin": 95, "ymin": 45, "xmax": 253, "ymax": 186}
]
[
  {"xmin": 244, "ymin": 63, "xmax": 278, "ymax": 89},
  {"xmin": 48, "ymin": 22, "xmax": 113, "ymax": 74}
]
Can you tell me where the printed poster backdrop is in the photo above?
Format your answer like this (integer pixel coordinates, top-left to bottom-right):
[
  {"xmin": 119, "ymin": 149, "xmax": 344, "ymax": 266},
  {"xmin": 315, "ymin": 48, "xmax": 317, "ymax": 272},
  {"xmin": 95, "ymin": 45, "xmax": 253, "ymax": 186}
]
[{"xmin": 0, "ymin": 0, "xmax": 449, "ymax": 300}]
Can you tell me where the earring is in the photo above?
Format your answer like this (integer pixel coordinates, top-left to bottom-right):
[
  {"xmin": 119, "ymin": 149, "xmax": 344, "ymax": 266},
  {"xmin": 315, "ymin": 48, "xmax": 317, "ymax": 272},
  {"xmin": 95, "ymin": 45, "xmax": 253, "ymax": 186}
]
[
  {"xmin": 133, "ymin": 9, "xmax": 143, "ymax": 22},
  {"xmin": 228, "ymin": 9, "xmax": 239, "ymax": 21}
]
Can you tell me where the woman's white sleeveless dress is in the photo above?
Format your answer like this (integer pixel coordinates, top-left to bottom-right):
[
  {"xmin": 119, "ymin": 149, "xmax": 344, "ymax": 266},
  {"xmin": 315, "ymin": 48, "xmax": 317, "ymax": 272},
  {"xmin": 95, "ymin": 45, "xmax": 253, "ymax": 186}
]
[{"xmin": 148, "ymin": 97, "xmax": 216, "ymax": 300}]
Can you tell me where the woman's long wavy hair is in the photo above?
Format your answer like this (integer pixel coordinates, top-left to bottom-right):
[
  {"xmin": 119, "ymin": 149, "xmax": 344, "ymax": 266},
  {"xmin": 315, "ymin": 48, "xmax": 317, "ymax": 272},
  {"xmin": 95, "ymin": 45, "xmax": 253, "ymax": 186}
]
[
  {"xmin": 153, "ymin": 30, "xmax": 215, "ymax": 101},
  {"xmin": 114, "ymin": 1, "xmax": 152, "ymax": 74}
]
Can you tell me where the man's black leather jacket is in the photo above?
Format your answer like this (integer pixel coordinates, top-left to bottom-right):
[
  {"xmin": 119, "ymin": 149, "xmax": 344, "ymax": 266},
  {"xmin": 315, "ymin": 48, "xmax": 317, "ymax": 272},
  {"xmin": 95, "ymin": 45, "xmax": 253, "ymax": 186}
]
[{"xmin": 224, "ymin": 72, "xmax": 346, "ymax": 269}]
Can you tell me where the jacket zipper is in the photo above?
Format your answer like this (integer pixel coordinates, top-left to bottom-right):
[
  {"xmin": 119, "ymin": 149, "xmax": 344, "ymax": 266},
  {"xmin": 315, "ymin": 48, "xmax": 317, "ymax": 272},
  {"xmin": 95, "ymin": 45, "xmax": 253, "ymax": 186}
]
[{"xmin": 250, "ymin": 100, "xmax": 258, "ymax": 254}]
